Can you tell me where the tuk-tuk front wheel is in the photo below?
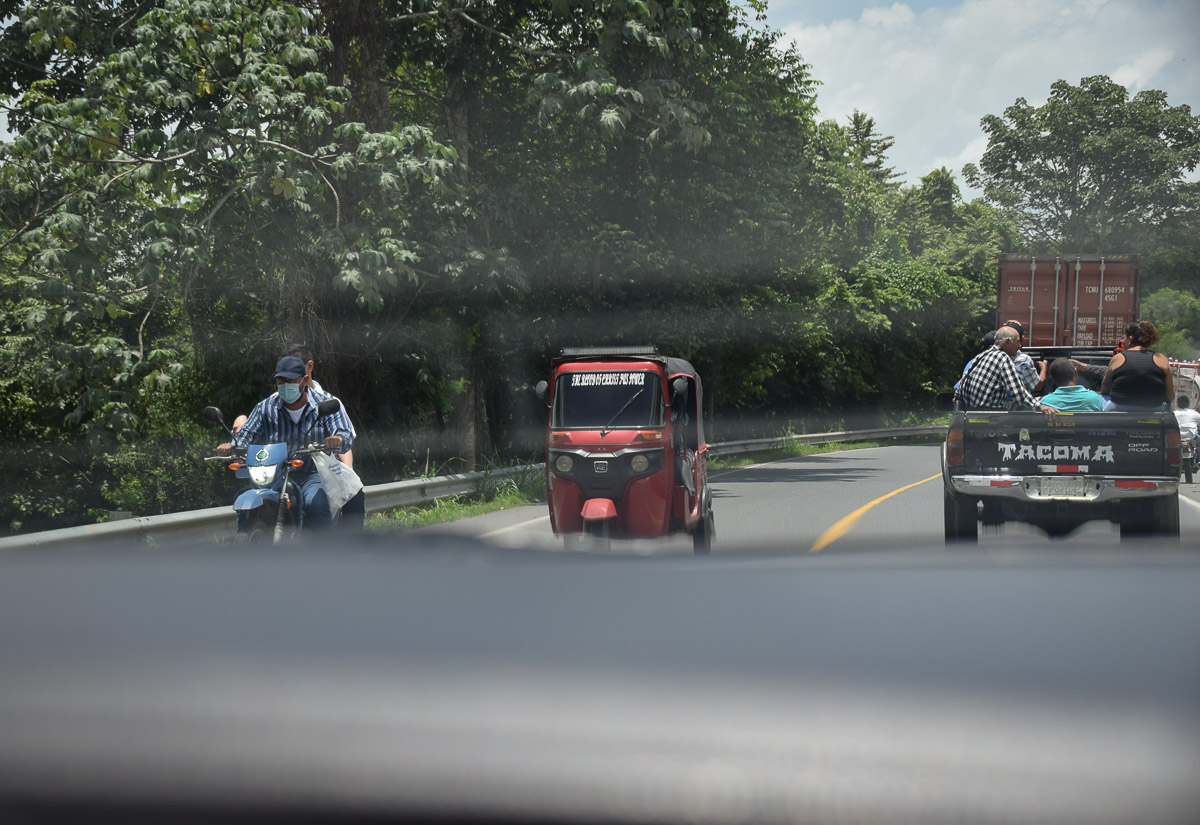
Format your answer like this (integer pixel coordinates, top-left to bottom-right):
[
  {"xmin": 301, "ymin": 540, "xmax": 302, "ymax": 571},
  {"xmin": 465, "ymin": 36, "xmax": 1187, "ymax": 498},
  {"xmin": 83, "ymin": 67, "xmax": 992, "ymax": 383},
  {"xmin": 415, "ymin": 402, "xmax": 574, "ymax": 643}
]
[
  {"xmin": 582, "ymin": 518, "xmax": 611, "ymax": 543},
  {"xmin": 693, "ymin": 509, "xmax": 714, "ymax": 555}
]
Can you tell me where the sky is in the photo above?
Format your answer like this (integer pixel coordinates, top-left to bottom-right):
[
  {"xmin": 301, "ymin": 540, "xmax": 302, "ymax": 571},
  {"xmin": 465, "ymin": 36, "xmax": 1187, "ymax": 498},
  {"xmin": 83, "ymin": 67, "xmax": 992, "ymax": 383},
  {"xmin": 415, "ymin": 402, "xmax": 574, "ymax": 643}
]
[{"xmin": 753, "ymin": 0, "xmax": 1200, "ymax": 197}]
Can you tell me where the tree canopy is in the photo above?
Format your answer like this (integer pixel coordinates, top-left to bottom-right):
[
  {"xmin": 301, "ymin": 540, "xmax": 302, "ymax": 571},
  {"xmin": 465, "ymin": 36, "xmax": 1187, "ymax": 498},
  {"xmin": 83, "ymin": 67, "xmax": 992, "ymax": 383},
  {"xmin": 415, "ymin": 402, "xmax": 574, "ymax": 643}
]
[{"xmin": 963, "ymin": 75, "xmax": 1200, "ymax": 252}]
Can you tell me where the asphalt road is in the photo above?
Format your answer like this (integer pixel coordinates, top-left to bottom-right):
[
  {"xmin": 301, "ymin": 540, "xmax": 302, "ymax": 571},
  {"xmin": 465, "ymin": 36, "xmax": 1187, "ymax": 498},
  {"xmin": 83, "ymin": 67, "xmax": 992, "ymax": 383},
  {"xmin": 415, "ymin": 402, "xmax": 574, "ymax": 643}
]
[{"xmin": 422, "ymin": 443, "xmax": 1200, "ymax": 553}]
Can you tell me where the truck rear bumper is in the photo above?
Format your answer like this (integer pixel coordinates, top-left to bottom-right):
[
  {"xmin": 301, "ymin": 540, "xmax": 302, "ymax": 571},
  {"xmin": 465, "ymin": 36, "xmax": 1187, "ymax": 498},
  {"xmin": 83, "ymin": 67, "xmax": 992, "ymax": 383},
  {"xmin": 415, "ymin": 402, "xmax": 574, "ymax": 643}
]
[{"xmin": 948, "ymin": 475, "xmax": 1178, "ymax": 503}]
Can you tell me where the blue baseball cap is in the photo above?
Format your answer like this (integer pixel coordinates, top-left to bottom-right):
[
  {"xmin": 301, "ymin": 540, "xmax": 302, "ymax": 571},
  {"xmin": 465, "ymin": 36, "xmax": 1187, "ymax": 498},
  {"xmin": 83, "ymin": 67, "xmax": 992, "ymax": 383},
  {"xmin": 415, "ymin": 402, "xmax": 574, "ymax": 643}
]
[{"xmin": 274, "ymin": 356, "xmax": 307, "ymax": 380}]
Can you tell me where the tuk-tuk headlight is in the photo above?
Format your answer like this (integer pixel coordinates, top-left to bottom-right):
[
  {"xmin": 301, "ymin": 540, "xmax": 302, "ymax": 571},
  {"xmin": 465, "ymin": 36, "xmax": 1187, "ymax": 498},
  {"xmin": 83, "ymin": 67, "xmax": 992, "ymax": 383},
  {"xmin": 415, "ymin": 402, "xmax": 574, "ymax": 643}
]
[
  {"xmin": 248, "ymin": 464, "xmax": 277, "ymax": 487},
  {"xmin": 630, "ymin": 453, "xmax": 650, "ymax": 473},
  {"xmin": 554, "ymin": 454, "xmax": 574, "ymax": 474}
]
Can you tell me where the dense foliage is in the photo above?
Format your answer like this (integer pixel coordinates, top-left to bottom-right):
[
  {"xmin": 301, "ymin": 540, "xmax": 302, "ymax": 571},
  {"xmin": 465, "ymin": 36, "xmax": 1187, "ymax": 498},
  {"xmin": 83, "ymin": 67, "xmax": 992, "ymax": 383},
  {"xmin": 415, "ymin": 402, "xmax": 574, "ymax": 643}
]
[
  {"xmin": 0, "ymin": 1, "xmax": 1194, "ymax": 532},
  {"xmin": 964, "ymin": 75, "xmax": 1200, "ymax": 253}
]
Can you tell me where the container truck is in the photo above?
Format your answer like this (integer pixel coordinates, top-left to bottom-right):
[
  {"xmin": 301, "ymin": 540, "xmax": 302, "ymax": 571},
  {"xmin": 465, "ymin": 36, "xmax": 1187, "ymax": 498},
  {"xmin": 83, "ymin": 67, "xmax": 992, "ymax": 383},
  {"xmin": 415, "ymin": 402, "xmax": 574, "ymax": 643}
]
[{"xmin": 997, "ymin": 254, "xmax": 1139, "ymax": 348}]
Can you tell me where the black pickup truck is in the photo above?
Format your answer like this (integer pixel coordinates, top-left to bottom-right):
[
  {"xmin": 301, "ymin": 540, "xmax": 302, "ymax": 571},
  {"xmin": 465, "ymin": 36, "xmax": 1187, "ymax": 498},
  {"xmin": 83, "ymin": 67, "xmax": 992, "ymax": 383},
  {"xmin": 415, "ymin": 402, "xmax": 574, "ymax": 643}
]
[{"xmin": 942, "ymin": 348, "xmax": 1181, "ymax": 541}]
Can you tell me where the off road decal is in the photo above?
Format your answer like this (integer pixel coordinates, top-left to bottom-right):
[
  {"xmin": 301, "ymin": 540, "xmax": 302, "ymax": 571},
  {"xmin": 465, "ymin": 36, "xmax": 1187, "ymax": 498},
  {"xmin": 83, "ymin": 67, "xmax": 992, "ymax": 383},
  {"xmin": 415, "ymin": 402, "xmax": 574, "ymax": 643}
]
[
  {"xmin": 571, "ymin": 372, "xmax": 646, "ymax": 387},
  {"xmin": 998, "ymin": 443, "xmax": 1115, "ymax": 463}
]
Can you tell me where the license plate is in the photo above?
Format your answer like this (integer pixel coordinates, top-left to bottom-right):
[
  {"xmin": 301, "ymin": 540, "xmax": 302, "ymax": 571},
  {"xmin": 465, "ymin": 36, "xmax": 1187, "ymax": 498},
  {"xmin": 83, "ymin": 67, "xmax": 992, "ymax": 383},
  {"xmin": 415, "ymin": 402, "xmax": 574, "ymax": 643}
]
[{"xmin": 1038, "ymin": 477, "xmax": 1089, "ymax": 498}]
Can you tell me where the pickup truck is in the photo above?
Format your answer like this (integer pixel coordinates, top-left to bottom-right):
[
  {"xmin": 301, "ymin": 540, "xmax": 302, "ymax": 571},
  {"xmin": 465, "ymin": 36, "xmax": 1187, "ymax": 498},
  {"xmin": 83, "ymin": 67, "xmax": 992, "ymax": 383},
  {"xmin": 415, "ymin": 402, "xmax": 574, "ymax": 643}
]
[{"xmin": 941, "ymin": 349, "xmax": 1181, "ymax": 541}]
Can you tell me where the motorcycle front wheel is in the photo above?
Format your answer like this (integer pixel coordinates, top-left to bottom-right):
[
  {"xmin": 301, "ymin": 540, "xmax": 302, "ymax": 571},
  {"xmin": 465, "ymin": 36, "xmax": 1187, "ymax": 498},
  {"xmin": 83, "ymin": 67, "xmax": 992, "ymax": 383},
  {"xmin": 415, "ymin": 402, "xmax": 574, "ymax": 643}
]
[{"xmin": 237, "ymin": 502, "xmax": 277, "ymax": 543}]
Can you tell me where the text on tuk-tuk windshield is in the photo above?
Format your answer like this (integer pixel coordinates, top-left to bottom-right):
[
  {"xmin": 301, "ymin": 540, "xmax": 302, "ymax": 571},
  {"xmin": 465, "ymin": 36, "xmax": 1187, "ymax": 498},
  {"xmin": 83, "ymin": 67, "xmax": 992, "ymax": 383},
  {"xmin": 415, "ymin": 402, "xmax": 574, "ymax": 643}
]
[{"xmin": 553, "ymin": 372, "xmax": 665, "ymax": 429}]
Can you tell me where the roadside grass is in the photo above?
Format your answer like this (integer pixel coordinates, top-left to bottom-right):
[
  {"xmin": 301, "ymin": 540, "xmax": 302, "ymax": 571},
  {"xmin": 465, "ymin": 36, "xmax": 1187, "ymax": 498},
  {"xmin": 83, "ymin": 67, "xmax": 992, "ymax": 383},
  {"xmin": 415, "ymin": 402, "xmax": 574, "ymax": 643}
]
[
  {"xmin": 367, "ymin": 435, "xmax": 946, "ymax": 529},
  {"xmin": 366, "ymin": 464, "xmax": 547, "ymax": 531},
  {"xmin": 368, "ymin": 489, "xmax": 539, "ymax": 530}
]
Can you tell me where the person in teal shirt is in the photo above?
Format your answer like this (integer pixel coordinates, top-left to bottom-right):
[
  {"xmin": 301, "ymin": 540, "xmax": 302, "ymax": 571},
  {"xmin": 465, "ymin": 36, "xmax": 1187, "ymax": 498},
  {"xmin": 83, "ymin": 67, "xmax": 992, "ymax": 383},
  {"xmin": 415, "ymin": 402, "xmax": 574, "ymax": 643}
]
[{"xmin": 1039, "ymin": 359, "xmax": 1105, "ymax": 411}]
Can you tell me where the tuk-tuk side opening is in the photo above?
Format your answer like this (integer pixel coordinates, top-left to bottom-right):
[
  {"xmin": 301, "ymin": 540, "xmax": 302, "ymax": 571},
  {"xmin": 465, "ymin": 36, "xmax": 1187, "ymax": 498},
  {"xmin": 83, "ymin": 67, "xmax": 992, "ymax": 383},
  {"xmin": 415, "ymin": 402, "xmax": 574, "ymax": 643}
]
[{"xmin": 669, "ymin": 373, "xmax": 703, "ymax": 451}]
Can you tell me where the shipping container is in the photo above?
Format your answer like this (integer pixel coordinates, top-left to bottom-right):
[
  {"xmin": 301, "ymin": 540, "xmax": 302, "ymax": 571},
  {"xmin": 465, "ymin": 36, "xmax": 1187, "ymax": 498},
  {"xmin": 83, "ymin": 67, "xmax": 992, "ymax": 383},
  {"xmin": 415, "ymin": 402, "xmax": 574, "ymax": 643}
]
[{"xmin": 997, "ymin": 254, "xmax": 1139, "ymax": 348}]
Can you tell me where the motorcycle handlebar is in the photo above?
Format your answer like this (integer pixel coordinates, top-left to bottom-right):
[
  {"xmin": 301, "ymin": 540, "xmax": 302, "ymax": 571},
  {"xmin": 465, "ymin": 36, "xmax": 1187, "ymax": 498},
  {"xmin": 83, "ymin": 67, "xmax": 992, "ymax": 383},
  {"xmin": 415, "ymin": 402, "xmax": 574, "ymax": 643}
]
[{"xmin": 205, "ymin": 443, "xmax": 332, "ymax": 462}]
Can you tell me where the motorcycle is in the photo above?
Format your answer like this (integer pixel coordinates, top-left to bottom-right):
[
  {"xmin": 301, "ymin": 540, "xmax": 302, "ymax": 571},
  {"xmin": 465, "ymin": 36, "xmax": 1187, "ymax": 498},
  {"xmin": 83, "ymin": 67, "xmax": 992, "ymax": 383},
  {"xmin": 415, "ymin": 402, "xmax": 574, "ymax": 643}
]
[
  {"xmin": 1181, "ymin": 433, "xmax": 1197, "ymax": 484},
  {"xmin": 204, "ymin": 400, "xmax": 343, "ymax": 542}
]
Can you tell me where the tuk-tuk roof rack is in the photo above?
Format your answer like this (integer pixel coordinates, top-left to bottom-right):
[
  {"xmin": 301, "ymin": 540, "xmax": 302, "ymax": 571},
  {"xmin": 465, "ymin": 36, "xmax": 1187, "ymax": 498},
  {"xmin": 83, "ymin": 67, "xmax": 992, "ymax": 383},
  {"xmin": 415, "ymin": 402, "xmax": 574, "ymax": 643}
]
[{"xmin": 559, "ymin": 346, "xmax": 659, "ymax": 358}]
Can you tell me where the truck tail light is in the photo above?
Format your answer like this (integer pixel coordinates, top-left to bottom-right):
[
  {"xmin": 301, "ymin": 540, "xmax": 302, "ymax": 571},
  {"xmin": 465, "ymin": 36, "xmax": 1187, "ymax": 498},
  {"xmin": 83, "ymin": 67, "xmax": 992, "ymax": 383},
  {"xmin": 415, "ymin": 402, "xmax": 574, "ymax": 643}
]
[
  {"xmin": 947, "ymin": 422, "xmax": 964, "ymax": 467},
  {"xmin": 1165, "ymin": 428, "xmax": 1181, "ymax": 468}
]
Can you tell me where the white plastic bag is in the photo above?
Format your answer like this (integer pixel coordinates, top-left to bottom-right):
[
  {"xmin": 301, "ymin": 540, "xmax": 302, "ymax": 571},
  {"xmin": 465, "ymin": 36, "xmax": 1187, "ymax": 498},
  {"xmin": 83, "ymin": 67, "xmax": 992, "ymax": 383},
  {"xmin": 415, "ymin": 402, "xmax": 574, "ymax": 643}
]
[{"xmin": 312, "ymin": 451, "xmax": 364, "ymax": 513}]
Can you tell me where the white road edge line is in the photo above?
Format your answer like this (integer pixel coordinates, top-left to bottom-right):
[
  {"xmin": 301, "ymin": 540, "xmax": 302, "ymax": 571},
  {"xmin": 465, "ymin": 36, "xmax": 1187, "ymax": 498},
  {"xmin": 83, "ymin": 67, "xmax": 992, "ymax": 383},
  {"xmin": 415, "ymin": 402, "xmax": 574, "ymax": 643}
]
[
  {"xmin": 1179, "ymin": 492, "xmax": 1200, "ymax": 513},
  {"xmin": 480, "ymin": 515, "xmax": 551, "ymax": 539}
]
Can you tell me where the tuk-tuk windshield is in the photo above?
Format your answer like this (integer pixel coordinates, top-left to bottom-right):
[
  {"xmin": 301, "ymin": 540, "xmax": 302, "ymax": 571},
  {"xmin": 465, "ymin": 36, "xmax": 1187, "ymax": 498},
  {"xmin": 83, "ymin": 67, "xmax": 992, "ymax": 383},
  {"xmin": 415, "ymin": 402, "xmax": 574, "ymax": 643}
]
[{"xmin": 553, "ymin": 371, "xmax": 665, "ymax": 429}]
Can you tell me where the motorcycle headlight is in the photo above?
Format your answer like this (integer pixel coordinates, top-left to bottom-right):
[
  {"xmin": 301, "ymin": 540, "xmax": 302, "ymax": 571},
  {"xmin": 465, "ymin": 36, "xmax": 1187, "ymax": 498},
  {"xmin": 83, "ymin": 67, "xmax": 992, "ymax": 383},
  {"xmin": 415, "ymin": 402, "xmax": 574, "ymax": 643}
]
[
  {"xmin": 630, "ymin": 453, "xmax": 650, "ymax": 473},
  {"xmin": 248, "ymin": 464, "xmax": 277, "ymax": 487},
  {"xmin": 554, "ymin": 454, "xmax": 574, "ymax": 473}
]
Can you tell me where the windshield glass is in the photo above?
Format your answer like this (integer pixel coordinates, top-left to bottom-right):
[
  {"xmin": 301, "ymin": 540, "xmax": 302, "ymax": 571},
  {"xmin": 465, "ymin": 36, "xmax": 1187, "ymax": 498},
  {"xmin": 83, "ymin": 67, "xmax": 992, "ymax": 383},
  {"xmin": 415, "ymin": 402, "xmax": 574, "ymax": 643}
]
[{"xmin": 552, "ymin": 371, "xmax": 664, "ymax": 429}]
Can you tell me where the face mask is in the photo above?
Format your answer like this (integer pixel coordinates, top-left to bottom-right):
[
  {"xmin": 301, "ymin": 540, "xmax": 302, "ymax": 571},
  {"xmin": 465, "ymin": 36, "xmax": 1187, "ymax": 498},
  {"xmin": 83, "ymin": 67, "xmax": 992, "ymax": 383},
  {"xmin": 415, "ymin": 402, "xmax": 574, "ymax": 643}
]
[{"xmin": 278, "ymin": 381, "xmax": 303, "ymax": 404}]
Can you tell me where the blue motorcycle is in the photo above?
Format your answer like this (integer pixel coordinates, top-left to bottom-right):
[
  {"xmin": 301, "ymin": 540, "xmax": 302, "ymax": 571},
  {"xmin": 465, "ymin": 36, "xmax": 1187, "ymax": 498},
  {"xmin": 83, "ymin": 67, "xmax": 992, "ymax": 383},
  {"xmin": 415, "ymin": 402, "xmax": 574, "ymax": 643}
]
[{"xmin": 204, "ymin": 400, "xmax": 342, "ymax": 542}]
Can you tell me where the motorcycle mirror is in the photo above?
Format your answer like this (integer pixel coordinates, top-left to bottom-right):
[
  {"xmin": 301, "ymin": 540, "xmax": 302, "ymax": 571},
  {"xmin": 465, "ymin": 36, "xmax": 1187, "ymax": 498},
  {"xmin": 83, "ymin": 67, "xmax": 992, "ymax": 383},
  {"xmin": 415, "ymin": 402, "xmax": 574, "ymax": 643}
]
[
  {"xmin": 316, "ymin": 399, "xmax": 341, "ymax": 418},
  {"xmin": 535, "ymin": 380, "xmax": 548, "ymax": 401},
  {"xmin": 202, "ymin": 406, "xmax": 226, "ymax": 427}
]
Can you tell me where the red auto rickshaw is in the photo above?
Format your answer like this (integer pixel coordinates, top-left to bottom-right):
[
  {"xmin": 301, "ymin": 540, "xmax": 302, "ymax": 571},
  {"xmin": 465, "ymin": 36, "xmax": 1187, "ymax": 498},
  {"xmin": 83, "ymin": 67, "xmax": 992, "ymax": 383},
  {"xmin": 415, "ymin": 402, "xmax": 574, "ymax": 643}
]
[{"xmin": 535, "ymin": 346, "xmax": 715, "ymax": 553}]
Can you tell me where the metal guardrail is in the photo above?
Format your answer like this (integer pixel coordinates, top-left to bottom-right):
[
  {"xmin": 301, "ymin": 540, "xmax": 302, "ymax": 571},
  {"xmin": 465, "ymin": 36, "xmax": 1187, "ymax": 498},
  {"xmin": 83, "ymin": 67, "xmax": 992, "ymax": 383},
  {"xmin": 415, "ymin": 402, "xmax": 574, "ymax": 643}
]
[
  {"xmin": 710, "ymin": 425, "xmax": 943, "ymax": 456},
  {"xmin": 0, "ymin": 426, "xmax": 944, "ymax": 549}
]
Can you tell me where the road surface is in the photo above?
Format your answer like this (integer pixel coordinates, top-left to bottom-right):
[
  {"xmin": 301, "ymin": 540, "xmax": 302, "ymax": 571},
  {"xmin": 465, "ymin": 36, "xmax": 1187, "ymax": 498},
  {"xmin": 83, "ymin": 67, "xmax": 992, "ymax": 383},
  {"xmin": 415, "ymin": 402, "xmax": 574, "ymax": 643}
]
[{"xmin": 420, "ymin": 443, "xmax": 1200, "ymax": 552}]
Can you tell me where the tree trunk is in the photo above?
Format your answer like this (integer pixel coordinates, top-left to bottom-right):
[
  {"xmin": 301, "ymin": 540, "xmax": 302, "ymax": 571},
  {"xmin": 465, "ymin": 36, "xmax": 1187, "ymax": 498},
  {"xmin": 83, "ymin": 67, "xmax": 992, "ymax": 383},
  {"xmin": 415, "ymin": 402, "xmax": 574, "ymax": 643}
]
[{"xmin": 442, "ymin": 12, "xmax": 492, "ymax": 469}]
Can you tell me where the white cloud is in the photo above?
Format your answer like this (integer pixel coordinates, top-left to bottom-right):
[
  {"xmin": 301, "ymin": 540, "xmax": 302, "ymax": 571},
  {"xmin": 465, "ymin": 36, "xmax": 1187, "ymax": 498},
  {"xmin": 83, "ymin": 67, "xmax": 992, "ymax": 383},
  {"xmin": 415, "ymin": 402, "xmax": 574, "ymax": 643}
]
[
  {"xmin": 772, "ymin": 0, "xmax": 1200, "ymax": 198},
  {"xmin": 1111, "ymin": 47, "xmax": 1174, "ymax": 91},
  {"xmin": 861, "ymin": 3, "xmax": 917, "ymax": 29},
  {"xmin": 929, "ymin": 135, "xmax": 989, "ymax": 180}
]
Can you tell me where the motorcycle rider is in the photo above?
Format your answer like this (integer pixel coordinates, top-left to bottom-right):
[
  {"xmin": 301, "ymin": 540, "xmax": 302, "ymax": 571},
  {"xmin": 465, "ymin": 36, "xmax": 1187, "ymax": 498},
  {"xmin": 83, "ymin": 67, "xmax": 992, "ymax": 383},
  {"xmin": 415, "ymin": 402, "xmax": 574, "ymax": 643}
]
[
  {"xmin": 218, "ymin": 356, "xmax": 355, "ymax": 529},
  {"xmin": 233, "ymin": 343, "xmax": 355, "ymax": 469},
  {"xmin": 1174, "ymin": 395, "xmax": 1200, "ymax": 442},
  {"xmin": 1175, "ymin": 396, "xmax": 1200, "ymax": 484}
]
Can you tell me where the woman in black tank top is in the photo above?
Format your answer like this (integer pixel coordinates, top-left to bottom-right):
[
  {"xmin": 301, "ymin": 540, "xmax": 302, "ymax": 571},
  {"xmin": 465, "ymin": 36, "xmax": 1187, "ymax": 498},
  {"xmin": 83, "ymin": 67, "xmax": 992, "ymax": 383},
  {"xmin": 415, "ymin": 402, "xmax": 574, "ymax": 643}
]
[{"xmin": 1099, "ymin": 320, "xmax": 1174, "ymax": 410}]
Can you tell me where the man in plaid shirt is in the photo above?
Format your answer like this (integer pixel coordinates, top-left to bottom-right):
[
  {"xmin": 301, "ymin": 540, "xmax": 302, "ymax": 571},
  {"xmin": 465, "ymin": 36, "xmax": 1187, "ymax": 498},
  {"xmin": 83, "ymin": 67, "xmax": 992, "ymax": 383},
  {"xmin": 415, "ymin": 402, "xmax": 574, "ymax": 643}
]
[
  {"xmin": 219, "ymin": 356, "xmax": 355, "ymax": 529},
  {"xmin": 956, "ymin": 327, "xmax": 1048, "ymax": 411}
]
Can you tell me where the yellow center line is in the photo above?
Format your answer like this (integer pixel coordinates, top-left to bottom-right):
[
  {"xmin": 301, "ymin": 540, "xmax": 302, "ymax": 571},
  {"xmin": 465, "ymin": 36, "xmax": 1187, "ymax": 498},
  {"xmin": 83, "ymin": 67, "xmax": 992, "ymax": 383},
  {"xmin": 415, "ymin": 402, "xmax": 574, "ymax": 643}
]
[{"xmin": 810, "ymin": 473, "xmax": 942, "ymax": 553}]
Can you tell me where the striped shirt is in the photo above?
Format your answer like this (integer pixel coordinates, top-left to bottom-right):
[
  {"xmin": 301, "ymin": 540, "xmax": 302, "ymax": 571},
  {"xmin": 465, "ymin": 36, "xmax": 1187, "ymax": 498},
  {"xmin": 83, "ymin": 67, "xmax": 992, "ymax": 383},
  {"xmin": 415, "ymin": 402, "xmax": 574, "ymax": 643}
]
[
  {"xmin": 957, "ymin": 346, "xmax": 1042, "ymax": 411},
  {"xmin": 1013, "ymin": 351, "xmax": 1039, "ymax": 390},
  {"xmin": 264, "ymin": 379, "xmax": 356, "ymax": 438},
  {"xmin": 232, "ymin": 386, "xmax": 355, "ymax": 458}
]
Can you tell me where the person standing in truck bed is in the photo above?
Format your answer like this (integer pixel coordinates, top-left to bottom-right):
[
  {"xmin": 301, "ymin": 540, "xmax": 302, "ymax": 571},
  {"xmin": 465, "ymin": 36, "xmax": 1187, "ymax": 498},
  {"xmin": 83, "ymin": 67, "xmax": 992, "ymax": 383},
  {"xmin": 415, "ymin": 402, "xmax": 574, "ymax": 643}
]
[
  {"xmin": 1099, "ymin": 320, "xmax": 1174, "ymax": 411},
  {"xmin": 1002, "ymin": 320, "xmax": 1047, "ymax": 393},
  {"xmin": 955, "ymin": 327, "xmax": 1051, "ymax": 411}
]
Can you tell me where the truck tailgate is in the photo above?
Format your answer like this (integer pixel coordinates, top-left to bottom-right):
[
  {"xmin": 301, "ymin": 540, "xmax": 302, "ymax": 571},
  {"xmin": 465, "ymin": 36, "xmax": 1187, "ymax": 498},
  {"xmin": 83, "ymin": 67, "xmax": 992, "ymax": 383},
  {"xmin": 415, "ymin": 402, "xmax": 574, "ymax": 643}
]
[{"xmin": 959, "ymin": 411, "xmax": 1175, "ymax": 477}]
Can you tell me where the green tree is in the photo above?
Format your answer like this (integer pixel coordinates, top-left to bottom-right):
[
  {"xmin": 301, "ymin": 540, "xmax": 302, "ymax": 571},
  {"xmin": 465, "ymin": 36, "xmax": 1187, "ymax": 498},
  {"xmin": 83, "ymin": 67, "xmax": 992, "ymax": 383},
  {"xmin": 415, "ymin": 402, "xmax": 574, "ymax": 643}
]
[
  {"xmin": 1142, "ymin": 287, "xmax": 1200, "ymax": 360},
  {"xmin": 963, "ymin": 75, "xmax": 1200, "ymax": 251},
  {"xmin": 846, "ymin": 109, "xmax": 899, "ymax": 187}
]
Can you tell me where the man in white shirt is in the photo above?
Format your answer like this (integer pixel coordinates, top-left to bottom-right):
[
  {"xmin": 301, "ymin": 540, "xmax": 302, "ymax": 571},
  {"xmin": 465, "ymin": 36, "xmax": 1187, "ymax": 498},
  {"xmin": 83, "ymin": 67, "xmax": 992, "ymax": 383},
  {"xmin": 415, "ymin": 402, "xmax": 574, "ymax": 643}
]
[{"xmin": 1174, "ymin": 396, "xmax": 1200, "ymax": 442}]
